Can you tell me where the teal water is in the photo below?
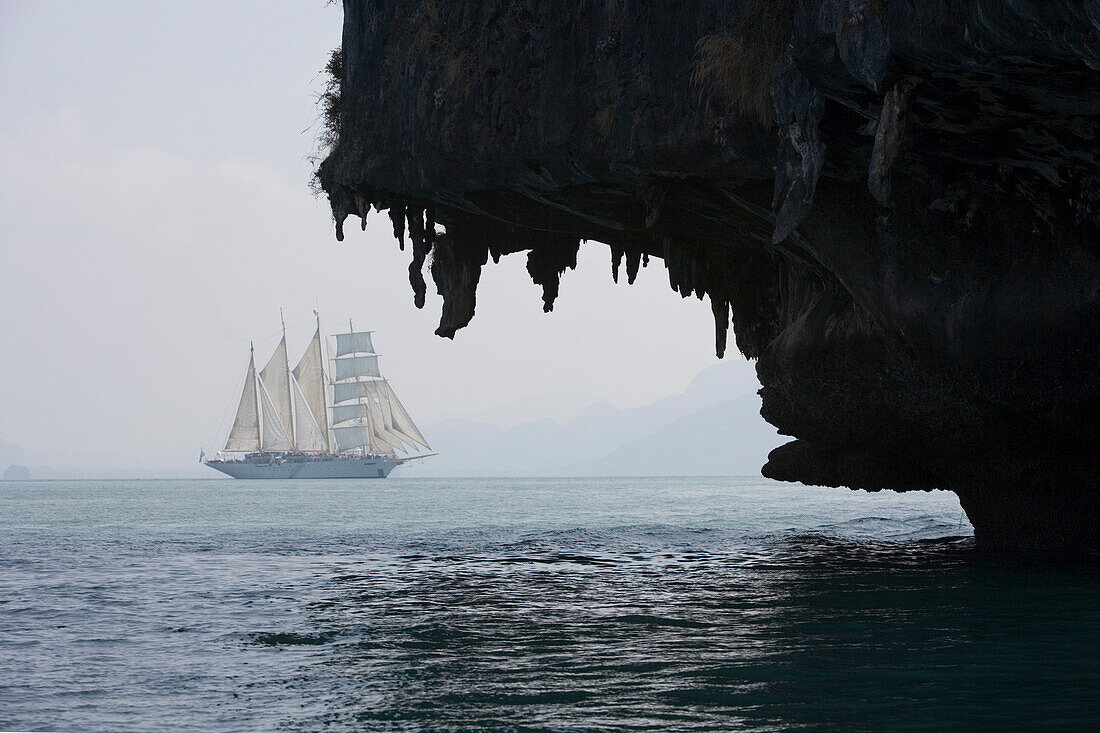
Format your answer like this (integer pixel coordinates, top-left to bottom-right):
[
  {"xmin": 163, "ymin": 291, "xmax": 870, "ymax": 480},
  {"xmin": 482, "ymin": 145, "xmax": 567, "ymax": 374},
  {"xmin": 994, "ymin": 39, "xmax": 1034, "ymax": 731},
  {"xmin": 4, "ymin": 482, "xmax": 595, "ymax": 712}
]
[{"xmin": 0, "ymin": 477, "xmax": 1096, "ymax": 731}]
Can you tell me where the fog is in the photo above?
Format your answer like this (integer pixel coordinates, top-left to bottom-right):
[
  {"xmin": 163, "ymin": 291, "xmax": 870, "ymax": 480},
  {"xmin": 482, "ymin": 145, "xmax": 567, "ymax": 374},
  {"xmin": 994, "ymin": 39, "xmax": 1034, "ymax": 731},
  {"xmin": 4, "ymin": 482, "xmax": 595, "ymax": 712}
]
[{"xmin": 0, "ymin": 1, "xmax": 748, "ymax": 476}]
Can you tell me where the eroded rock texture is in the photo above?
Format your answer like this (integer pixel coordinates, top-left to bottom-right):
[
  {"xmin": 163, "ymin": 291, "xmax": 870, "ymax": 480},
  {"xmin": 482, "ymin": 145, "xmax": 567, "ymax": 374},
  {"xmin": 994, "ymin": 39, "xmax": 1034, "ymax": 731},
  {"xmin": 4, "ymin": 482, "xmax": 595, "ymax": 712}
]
[{"xmin": 317, "ymin": 0, "xmax": 1100, "ymax": 557}]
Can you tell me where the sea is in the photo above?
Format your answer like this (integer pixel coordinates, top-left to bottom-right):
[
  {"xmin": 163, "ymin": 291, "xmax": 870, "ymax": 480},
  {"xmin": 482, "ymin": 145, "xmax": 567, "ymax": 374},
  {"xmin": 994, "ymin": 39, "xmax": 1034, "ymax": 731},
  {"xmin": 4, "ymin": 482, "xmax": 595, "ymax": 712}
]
[{"xmin": 1, "ymin": 477, "xmax": 1097, "ymax": 732}]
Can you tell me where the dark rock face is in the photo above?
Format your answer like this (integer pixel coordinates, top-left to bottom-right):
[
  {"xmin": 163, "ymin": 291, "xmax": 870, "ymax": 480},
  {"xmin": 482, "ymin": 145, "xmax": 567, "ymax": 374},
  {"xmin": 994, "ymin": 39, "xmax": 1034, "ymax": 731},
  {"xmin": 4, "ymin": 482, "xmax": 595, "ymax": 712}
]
[{"xmin": 318, "ymin": 0, "xmax": 1100, "ymax": 557}]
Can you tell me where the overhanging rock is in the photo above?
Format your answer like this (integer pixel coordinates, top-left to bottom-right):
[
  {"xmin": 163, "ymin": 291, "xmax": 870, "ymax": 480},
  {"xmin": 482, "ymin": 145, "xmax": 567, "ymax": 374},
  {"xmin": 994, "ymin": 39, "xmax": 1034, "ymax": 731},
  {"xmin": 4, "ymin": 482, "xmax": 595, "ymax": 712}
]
[{"xmin": 317, "ymin": 0, "xmax": 1100, "ymax": 558}]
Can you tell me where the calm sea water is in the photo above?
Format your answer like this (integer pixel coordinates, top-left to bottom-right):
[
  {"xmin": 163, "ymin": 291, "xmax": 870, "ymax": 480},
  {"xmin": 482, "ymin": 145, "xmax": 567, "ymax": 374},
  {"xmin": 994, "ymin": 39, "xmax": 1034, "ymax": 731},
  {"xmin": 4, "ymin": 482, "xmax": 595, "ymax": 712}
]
[{"xmin": 0, "ymin": 477, "xmax": 1096, "ymax": 731}]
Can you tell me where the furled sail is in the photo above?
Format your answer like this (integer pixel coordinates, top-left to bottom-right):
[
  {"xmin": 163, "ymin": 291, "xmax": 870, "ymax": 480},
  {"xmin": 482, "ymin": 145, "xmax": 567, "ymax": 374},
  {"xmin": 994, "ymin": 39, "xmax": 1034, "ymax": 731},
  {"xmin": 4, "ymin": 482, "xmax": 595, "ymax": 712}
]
[
  {"xmin": 258, "ymin": 376, "xmax": 291, "ymax": 451},
  {"xmin": 292, "ymin": 376, "xmax": 327, "ymax": 452},
  {"xmin": 225, "ymin": 351, "xmax": 260, "ymax": 452},
  {"xmin": 332, "ymin": 354, "xmax": 381, "ymax": 381},
  {"xmin": 293, "ymin": 327, "xmax": 329, "ymax": 451},
  {"xmin": 334, "ymin": 331, "xmax": 375, "ymax": 357},
  {"xmin": 260, "ymin": 337, "xmax": 295, "ymax": 446}
]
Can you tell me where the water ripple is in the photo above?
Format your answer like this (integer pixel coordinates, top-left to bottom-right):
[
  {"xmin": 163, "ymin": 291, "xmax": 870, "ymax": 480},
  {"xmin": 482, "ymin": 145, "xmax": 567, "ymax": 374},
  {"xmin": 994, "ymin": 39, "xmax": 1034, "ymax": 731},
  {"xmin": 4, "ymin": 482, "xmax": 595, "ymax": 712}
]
[{"xmin": 1, "ymin": 478, "xmax": 1096, "ymax": 732}]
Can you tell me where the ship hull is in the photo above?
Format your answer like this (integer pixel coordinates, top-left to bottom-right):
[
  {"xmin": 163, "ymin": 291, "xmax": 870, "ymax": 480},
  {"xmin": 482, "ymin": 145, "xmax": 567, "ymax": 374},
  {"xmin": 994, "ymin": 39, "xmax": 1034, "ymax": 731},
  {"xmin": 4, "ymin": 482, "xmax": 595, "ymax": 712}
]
[{"xmin": 203, "ymin": 456, "xmax": 399, "ymax": 479}]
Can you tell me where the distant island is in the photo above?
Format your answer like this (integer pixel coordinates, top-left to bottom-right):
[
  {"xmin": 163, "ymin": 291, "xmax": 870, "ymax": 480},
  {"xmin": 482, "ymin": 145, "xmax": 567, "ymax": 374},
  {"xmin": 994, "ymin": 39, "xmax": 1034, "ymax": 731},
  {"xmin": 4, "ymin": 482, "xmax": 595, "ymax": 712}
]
[{"xmin": 3, "ymin": 464, "xmax": 30, "ymax": 481}]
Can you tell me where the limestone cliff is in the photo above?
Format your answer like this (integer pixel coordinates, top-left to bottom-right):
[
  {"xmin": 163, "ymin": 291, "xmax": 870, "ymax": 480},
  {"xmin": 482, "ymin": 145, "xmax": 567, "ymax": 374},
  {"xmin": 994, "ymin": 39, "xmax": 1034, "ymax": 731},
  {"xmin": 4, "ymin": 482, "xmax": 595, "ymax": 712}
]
[{"xmin": 317, "ymin": 0, "xmax": 1100, "ymax": 557}]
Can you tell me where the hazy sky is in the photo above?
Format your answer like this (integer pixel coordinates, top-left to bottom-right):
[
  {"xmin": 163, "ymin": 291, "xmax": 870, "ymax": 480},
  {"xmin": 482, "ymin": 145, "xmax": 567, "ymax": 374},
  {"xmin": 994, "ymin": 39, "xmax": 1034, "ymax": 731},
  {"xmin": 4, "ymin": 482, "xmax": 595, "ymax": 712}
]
[{"xmin": 0, "ymin": 1, "xmax": 733, "ymax": 472}]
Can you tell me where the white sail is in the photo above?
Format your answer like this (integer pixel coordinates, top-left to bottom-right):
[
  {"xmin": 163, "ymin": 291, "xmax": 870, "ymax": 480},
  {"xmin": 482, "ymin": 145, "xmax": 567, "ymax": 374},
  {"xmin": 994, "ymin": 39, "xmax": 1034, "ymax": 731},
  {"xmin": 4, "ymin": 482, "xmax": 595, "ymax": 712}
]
[
  {"xmin": 292, "ymin": 375, "xmax": 327, "ymax": 452},
  {"xmin": 373, "ymin": 388, "xmax": 415, "ymax": 452},
  {"xmin": 381, "ymin": 380, "xmax": 431, "ymax": 449},
  {"xmin": 332, "ymin": 354, "xmax": 381, "ymax": 381},
  {"xmin": 333, "ymin": 381, "xmax": 371, "ymax": 405},
  {"xmin": 331, "ymin": 403, "xmax": 370, "ymax": 425},
  {"xmin": 331, "ymin": 392, "xmax": 403, "ymax": 453},
  {"xmin": 213, "ymin": 315, "xmax": 432, "ymax": 472},
  {"xmin": 293, "ymin": 328, "xmax": 330, "ymax": 451},
  {"xmin": 334, "ymin": 331, "xmax": 375, "ymax": 356},
  {"xmin": 369, "ymin": 430, "xmax": 395, "ymax": 454},
  {"xmin": 260, "ymin": 337, "xmax": 295, "ymax": 446},
  {"xmin": 331, "ymin": 424, "xmax": 394, "ymax": 453},
  {"xmin": 331, "ymin": 425, "xmax": 368, "ymax": 452},
  {"xmin": 258, "ymin": 376, "xmax": 291, "ymax": 451},
  {"xmin": 225, "ymin": 352, "xmax": 260, "ymax": 452},
  {"xmin": 363, "ymin": 387, "xmax": 411, "ymax": 451},
  {"xmin": 331, "ymin": 379, "xmax": 429, "ymax": 451}
]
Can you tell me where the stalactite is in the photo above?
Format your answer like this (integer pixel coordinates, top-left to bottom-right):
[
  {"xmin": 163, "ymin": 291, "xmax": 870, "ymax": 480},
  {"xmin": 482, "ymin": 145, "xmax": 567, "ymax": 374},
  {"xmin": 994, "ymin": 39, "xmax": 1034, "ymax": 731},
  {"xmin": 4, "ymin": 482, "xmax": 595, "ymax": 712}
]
[
  {"xmin": 406, "ymin": 206, "xmax": 425, "ymax": 244},
  {"xmin": 330, "ymin": 187, "xmax": 351, "ymax": 242},
  {"xmin": 610, "ymin": 241, "xmax": 625, "ymax": 283},
  {"xmin": 625, "ymin": 244, "xmax": 642, "ymax": 284},
  {"xmin": 710, "ymin": 295, "xmax": 730, "ymax": 358},
  {"xmin": 526, "ymin": 237, "xmax": 580, "ymax": 312},
  {"xmin": 388, "ymin": 206, "xmax": 407, "ymax": 250},
  {"xmin": 678, "ymin": 251, "xmax": 693, "ymax": 298},
  {"xmin": 406, "ymin": 208, "xmax": 431, "ymax": 308},
  {"xmin": 354, "ymin": 192, "xmax": 370, "ymax": 230},
  {"xmin": 666, "ymin": 243, "xmax": 693, "ymax": 297},
  {"xmin": 430, "ymin": 229, "xmax": 488, "ymax": 338}
]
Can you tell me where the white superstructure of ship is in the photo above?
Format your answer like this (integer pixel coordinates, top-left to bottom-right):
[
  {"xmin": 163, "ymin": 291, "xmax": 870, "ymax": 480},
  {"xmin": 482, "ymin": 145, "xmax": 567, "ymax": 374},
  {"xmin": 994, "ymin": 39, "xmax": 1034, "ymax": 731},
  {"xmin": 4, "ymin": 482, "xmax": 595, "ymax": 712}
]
[{"xmin": 203, "ymin": 312, "xmax": 433, "ymax": 479}]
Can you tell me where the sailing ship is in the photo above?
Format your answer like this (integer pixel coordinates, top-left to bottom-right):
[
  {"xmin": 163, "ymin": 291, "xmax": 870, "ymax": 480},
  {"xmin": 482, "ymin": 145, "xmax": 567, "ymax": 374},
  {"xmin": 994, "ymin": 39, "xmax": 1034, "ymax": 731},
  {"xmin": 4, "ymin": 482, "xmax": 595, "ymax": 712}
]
[{"xmin": 203, "ymin": 313, "xmax": 433, "ymax": 479}]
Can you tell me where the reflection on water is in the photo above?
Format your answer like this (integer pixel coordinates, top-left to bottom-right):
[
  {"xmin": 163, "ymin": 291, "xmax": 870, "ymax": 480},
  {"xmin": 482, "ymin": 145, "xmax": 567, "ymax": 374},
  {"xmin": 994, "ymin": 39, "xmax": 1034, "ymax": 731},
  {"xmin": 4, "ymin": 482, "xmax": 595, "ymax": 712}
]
[
  {"xmin": 0, "ymin": 478, "xmax": 1096, "ymax": 732},
  {"xmin": 290, "ymin": 537, "xmax": 1097, "ymax": 731}
]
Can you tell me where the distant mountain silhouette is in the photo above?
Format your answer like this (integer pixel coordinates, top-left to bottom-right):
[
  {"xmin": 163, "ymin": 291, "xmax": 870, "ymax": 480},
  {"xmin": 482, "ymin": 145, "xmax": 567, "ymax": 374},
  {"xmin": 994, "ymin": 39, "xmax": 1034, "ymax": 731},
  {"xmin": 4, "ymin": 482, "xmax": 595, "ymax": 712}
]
[
  {"xmin": 0, "ymin": 438, "xmax": 203, "ymax": 479},
  {"xmin": 420, "ymin": 391, "xmax": 603, "ymax": 430},
  {"xmin": 565, "ymin": 393, "xmax": 781, "ymax": 476},
  {"xmin": 3, "ymin": 464, "xmax": 31, "ymax": 480},
  {"xmin": 402, "ymin": 360, "xmax": 782, "ymax": 477}
]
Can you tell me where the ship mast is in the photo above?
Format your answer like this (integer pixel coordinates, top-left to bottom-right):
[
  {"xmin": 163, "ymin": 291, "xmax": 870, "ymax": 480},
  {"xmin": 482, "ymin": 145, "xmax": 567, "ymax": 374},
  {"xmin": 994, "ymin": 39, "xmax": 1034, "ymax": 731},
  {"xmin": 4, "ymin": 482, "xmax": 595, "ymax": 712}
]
[
  {"xmin": 252, "ymin": 341, "xmax": 263, "ymax": 451},
  {"xmin": 317, "ymin": 309, "xmax": 331, "ymax": 452},
  {"xmin": 285, "ymin": 308, "xmax": 332, "ymax": 455},
  {"xmin": 281, "ymin": 308, "xmax": 296, "ymax": 450},
  {"xmin": 351, "ymin": 318, "xmax": 368, "ymax": 457}
]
